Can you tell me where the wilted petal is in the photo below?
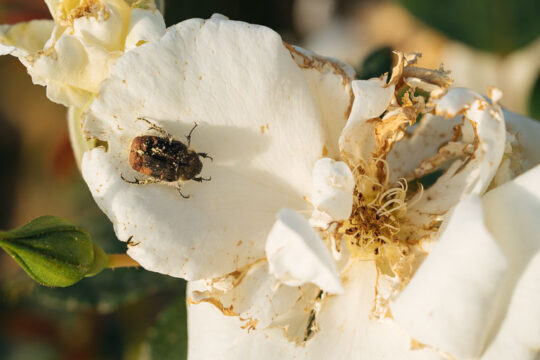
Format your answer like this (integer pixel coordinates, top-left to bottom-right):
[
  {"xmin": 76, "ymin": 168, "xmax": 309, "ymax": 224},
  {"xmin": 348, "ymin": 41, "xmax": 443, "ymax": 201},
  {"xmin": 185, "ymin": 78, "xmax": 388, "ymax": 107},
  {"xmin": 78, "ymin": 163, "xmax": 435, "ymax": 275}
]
[
  {"xmin": 188, "ymin": 262, "xmax": 444, "ymax": 360},
  {"xmin": 387, "ymin": 113, "xmax": 463, "ymax": 182},
  {"xmin": 349, "ymin": 78, "xmax": 395, "ymax": 122},
  {"xmin": 266, "ymin": 209, "xmax": 342, "ymax": 294},
  {"xmin": 391, "ymin": 196, "xmax": 507, "ymax": 358},
  {"xmin": 339, "ymin": 79, "xmax": 394, "ymax": 168},
  {"xmin": 410, "ymin": 88, "xmax": 506, "ymax": 214},
  {"xmin": 311, "ymin": 158, "xmax": 354, "ymax": 221},
  {"xmin": 188, "ymin": 260, "xmax": 306, "ymax": 330},
  {"xmin": 480, "ymin": 165, "xmax": 540, "ymax": 360},
  {"xmin": 432, "ymin": 87, "xmax": 479, "ymax": 117},
  {"xmin": 82, "ymin": 18, "xmax": 327, "ymax": 280}
]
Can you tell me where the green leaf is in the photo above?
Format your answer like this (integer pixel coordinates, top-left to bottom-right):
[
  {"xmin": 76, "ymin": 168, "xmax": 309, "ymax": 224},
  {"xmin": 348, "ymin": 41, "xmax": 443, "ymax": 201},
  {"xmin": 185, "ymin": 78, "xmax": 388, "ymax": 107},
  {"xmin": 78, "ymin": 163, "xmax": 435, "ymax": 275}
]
[
  {"xmin": 400, "ymin": 0, "xmax": 540, "ymax": 54},
  {"xmin": 145, "ymin": 297, "xmax": 188, "ymax": 360},
  {"xmin": 0, "ymin": 216, "xmax": 103, "ymax": 287}
]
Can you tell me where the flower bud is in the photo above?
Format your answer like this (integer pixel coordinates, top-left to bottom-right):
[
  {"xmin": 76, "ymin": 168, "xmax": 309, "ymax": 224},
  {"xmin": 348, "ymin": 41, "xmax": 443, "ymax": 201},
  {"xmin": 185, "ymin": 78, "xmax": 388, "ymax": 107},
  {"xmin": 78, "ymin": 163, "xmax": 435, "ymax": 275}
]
[{"xmin": 0, "ymin": 216, "xmax": 108, "ymax": 287}]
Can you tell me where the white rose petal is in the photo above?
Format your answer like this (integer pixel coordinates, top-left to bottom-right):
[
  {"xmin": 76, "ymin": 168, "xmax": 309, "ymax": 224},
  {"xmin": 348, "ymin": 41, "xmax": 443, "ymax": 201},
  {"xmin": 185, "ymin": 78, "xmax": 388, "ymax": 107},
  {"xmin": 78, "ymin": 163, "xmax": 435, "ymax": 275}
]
[
  {"xmin": 266, "ymin": 209, "xmax": 343, "ymax": 294},
  {"xmin": 432, "ymin": 87, "xmax": 480, "ymax": 117},
  {"xmin": 503, "ymin": 109, "xmax": 540, "ymax": 173},
  {"xmin": 311, "ymin": 158, "xmax": 354, "ymax": 221},
  {"xmin": 188, "ymin": 262, "xmax": 444, "ymax": 360},
  {"xmin": 0, "ymin": 20, "xmax": 54, "ymax": 56},
  {"xmin": 69, "ymin": 0, "xmax": 131, "ymax": 52},
  {"xmin": 286, "ymin": 45, "xmax": 355, "ymax": 158},
  {"xmin": 410, "ymin": 88, "xmax": 506, "ymax": 214},
  {"xmin": 387, "ymin": 113, "xmax": 463, "ymax": 182},
  {"xmin": 82, "ymin": 18, "xmax": 329, "ymax": 280},
  {"xmin": 391, "ymin": 195, "xmax": 507, "ymax": 358},
  {"xmin": 124, "ymin": 8, "xmax": 166, "ymax": 51},
  {"xmin": 339, "ymin": 78, "xmax": 395, "ymax": 167},
  {"xmin": 346, "ymin": 78, "xmax": 395, "ymax": 123},
  {"xmin": 189, "ymin": 260, "xmax": 306, "ymax": 330},
  {"xmin": 481, "ymin": 165, "xmax": 540, "ymax": 360},
  {"xmin": 481, "ymin": 252, "xmax": 540, "ymax": 360}
]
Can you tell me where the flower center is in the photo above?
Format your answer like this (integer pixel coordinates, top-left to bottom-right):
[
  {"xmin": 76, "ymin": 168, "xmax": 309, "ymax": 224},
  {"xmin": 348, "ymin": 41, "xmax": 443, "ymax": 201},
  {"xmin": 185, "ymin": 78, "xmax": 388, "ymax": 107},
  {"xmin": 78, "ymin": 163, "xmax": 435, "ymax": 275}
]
[
  {"xmin": 337, "ymin": 159, "xmax": 422, "ymax": 258},
  {"xmin": 58, "ymin": 0, "xmax": 106, "ymax": 25}
]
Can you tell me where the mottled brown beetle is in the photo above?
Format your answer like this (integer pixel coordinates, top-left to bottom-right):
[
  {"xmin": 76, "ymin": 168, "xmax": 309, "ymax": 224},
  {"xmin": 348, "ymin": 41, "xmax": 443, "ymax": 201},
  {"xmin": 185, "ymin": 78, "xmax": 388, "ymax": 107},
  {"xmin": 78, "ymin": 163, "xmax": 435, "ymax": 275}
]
[{"xmin": 121, "ymin": 118, "xmax": 212, "ymax": 198}]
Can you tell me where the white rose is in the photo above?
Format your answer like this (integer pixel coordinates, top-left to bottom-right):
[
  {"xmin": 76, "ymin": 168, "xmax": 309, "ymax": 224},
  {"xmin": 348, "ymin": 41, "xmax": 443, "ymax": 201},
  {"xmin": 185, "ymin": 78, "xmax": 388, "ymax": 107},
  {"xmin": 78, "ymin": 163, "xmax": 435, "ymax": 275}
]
[
  {"xmin": 0, "ymin": 0, "xmax": 166, "ymax": 107},
  {"xmin": 8, "ymin": 11, "xmax": 539, "ymax": 359}
]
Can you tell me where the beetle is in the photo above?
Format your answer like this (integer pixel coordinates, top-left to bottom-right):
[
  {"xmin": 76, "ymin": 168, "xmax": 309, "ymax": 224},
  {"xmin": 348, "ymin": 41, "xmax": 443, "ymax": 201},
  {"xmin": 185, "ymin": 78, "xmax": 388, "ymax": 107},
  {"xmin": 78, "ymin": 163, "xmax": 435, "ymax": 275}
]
[{"xmin": 121, "ymin": 117, "xmax": 212, "ymax": 198}]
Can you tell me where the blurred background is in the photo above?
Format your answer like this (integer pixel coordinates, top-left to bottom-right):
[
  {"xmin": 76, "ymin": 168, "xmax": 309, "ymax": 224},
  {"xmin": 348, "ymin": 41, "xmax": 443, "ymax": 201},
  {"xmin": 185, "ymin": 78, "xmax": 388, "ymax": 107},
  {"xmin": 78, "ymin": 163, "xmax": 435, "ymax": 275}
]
[{"xmin": 0, "ymin": 0, "xmax": 538, "ymax": 359}]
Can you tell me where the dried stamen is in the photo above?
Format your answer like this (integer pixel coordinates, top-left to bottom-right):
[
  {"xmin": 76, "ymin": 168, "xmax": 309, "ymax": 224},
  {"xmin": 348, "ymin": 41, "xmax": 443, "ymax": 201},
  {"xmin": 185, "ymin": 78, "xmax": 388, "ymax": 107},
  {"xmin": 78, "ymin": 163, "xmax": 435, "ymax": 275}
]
[{"xmin": 337, "ymin": 159, "xmax": 423, "ymax": 258}]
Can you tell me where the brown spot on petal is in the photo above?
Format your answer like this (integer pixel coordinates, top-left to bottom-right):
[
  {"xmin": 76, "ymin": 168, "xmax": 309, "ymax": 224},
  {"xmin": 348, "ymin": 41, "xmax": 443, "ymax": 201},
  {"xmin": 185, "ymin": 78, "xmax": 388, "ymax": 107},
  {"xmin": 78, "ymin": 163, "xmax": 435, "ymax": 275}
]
[
  {"xmin": 187, "ymin": 297, "xmax": 237, "ymax": 316},
  {"xmin": 322, "ymin": 145, "xmax": 328, "ymax": 156},
  {"xmin": 283, "ymin": 42, "xmax": 353, "ymax": 87},
  {"xmin": 240, "ymin": 317, "xmax": 258, "ymax": 332}
]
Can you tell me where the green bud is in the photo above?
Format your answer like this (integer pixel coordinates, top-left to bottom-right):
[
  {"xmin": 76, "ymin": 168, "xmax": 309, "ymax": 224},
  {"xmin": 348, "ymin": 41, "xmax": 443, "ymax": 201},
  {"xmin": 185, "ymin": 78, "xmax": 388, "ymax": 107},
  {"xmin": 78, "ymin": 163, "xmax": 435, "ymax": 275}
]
[{"xmin": 0, "ymin": 216, "xmax": 109, "ymax": 287}]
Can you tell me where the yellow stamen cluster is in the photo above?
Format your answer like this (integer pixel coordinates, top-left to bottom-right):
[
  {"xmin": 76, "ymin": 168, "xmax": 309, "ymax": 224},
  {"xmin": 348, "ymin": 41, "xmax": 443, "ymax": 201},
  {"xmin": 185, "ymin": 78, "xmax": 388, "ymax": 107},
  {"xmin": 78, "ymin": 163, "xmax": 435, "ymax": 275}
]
[
  {"xmin": 58, "ymin": 0, "xmax": 107, "ymax": 25},
  {"xmin": 338, "ymin": 158, "xmax": 422, "ymax": 258}
]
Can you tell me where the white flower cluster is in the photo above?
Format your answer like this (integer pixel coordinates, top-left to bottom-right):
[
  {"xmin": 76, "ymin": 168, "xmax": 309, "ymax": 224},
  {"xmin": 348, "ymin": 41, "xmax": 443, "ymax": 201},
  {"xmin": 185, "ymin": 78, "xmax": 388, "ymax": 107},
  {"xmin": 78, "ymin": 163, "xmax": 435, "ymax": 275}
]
[{"xmin": 2, "ymin": 3, "xmax": 540, "ymax": 359}]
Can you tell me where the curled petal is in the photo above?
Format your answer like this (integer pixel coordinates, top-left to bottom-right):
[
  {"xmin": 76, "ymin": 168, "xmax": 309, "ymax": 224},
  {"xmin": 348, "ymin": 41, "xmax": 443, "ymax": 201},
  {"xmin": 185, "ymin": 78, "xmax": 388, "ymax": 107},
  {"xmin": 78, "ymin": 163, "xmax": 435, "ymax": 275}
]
[
  {"xmin": 387, "ymin": 113, "xmax": 463, "ymax": 182},
  {"xmin": 311, "ymin": 158, "xmax": 354, "ymax": 221},
  {"xmin": 346, "ymin": 78, "xmax": 394, "ymax": 124},
  {"xmin": 266, "ymin": 209, "xmax": 342, "ymax": 294},
  {"xmin": 124, "ymin": 8, "xmax": 166, "ymax": 51},
  {"xmin": 410, "ymin": 88, "xmax": 506, "ymax": 214},
  {"xmin": 339, "ymin": 79, "xmax": 394, "ymax": 169},
  {"xmin": 432, "ymin": 87, "xmax": 479, "ymax": 117},
  {"xmin": 285, "ymin": 45, "xmax": 355, "ymax": 158},
  {"xmin": 391, "ymin": 196, "xmax": 507, "ymax": 358},
  {"xmin": 189, "ymin": 260, "xmax": 307, "ymax": 330}
]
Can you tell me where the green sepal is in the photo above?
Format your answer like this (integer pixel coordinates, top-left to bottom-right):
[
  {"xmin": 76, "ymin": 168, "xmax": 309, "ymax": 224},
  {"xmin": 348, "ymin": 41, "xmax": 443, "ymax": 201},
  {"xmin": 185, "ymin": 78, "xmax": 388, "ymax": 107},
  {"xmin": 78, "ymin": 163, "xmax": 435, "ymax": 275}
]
[
  {"xmin": 0, "ymin": 216, "xmax": 99, "ymax": 287},
  {"xmin": 86, "ymin": 243, "xmax": 109, "ymax": 277}
]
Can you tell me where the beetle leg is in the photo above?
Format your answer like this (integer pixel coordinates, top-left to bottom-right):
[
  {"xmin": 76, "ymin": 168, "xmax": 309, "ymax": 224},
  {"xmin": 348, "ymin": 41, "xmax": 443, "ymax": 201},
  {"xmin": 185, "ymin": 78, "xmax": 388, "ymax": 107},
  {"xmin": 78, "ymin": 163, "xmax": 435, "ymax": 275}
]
[
  {"xmin": 175, "ymin": 183, "xmax": 191, "ymax": 199},
  {"xmin": 121, "ymin": 174, "xmax": 161, "ymax": 185},
  {"xmin": 197, "ymin": 152, "xmax": 213, "ymax": 161},
  {"xmin": 137, "ymin": 117, "xmax": 174, "ymax": 142},
  {"xmin": 193, "ymin": 176, "xmax": 211, "ymax": 182},
  {"xmin": 186, "ymin": 122, "xmax": 198, "ymax": 147}
]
